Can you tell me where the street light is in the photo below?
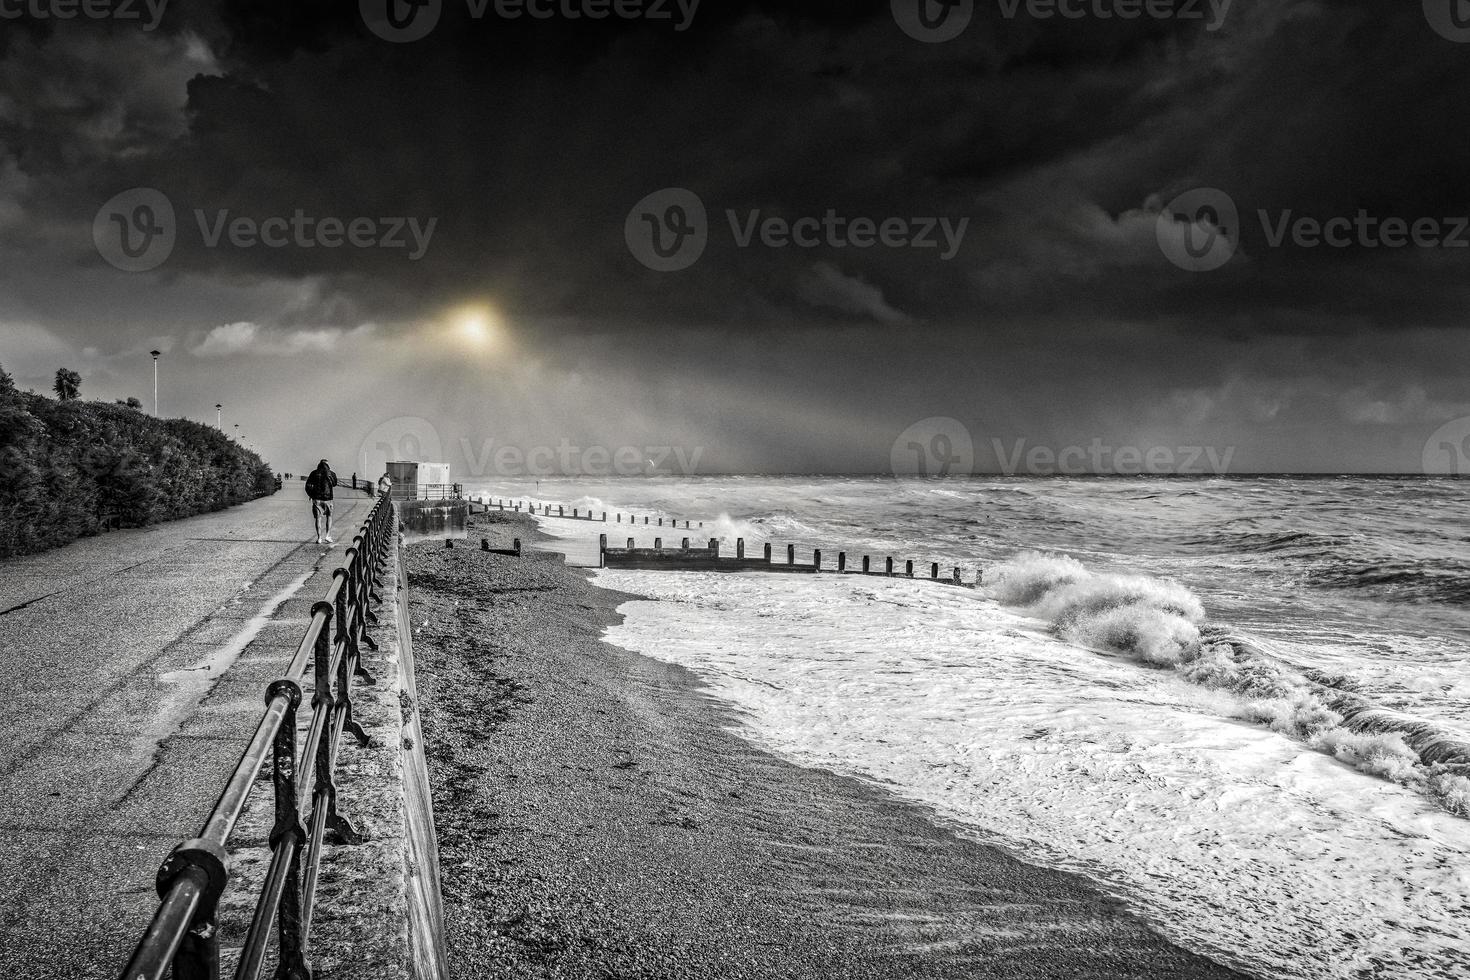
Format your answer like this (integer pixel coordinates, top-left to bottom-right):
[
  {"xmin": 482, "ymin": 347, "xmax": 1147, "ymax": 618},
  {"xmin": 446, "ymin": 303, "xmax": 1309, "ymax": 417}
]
[
  {"xmin": 216, "ymin": 403, "xmax": 222, "ymax": 428},
  {"xmin": 233, "ymin": 423, "xmax": 240, "ymax": 442},
  {"xmin": 150, "ymin": 350, "xmax": 161, "ymax": 416}
]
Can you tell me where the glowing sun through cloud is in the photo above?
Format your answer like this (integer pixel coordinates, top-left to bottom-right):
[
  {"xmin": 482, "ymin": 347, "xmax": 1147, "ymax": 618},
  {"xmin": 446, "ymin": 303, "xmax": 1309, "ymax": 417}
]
[{"xmin": 447, "ymin": 303, "xmax": 503, "ymax": 351}]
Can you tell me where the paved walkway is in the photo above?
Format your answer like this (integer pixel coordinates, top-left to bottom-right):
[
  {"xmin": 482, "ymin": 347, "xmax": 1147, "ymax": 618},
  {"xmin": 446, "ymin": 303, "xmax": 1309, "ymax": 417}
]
[{"xmin": 0, "ymin": 492, "xmax": 369, "ymax": 979}]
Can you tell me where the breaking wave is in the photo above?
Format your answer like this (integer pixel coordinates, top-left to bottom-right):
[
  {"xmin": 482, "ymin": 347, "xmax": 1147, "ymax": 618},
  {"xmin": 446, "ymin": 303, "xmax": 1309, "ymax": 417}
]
[{"xmin": 984, "ymin": 551, "xmax": 1470, "ymax": 818}]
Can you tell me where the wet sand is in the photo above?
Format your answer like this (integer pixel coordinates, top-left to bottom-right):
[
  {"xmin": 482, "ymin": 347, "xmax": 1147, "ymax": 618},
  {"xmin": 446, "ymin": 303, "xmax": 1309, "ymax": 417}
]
[{"xmin": 404, "ymin": 512, "xmax": 1251, "ymax": 980}]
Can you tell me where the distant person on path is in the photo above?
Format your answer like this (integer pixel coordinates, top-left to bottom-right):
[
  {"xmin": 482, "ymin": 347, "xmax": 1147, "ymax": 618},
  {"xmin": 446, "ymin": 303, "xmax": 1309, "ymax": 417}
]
[
  {"xmin": 377, "ymin": 471, "xmax": 393, "ymax": 498},
  {"xmin": 306, "ymin": 459, "xmax": 338, "ymax": 544}
]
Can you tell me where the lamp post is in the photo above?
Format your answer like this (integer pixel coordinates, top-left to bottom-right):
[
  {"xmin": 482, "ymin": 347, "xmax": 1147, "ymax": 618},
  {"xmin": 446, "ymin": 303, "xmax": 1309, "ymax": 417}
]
[
  {"xmin": 216, "ymin": 403, "xmax": 222, "ymax": 429},
  {"xmin": 233, "ymin": 423, "xmax": 240, "ymax": 443},
  {"xmin": 150, "ymin": 350, "xmax": 161, "ymax": 416}
]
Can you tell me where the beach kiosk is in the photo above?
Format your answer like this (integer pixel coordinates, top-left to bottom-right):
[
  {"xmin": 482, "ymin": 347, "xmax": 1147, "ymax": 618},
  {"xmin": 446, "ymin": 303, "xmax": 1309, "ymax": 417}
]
[{"xmin": 387, "ymin": 461, "xmax": 467, "ymax": 542}]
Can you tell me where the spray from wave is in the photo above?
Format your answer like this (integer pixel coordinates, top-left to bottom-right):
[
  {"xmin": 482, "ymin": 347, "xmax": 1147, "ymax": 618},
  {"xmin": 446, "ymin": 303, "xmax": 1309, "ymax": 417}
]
[{"xmin": 984, "ymin": 552, "xmax": 1470, "ymax": 818}]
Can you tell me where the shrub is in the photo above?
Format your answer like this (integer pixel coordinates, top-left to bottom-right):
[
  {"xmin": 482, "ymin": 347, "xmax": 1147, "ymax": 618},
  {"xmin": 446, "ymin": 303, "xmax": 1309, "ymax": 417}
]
[{"xmin": 0, "ymin": 374, "xmax": 277, "ymax": 558}]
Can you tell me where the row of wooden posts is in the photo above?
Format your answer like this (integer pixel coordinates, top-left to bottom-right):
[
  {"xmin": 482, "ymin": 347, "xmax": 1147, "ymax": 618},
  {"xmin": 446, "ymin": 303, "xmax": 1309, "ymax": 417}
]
[
  {"xmin": 599, "ymin": 534, "xmax": 974, "ymax": 586},
  {"xmin": 467, "ymin": 495, "xmax": 975, "ymax": 587},
  {"xmin": 474, "ymin": 496, "xmax": 704, "ymax": 530}
]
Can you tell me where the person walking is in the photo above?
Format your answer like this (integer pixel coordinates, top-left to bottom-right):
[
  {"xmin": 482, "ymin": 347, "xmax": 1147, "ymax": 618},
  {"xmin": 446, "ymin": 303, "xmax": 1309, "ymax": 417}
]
[{"xmin": 306, "ymin": 458, "xmax": 339, "ymax": 544}]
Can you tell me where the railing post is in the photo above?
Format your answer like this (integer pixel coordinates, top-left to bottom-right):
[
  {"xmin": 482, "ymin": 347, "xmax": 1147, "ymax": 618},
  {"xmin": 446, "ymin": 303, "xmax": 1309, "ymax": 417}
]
[
  {"xmin": 153, "ymin": 839, "xmax": 230, "ymax": 980},
  {"xmin": 266, "ymin": 677, "xmax": 311, "ymax": 980}
]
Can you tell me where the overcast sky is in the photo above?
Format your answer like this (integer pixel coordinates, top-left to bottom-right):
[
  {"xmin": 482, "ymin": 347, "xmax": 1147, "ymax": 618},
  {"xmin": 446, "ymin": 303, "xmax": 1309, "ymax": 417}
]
[{"xmin": 2, "ymin": 0, "xmax": 1468, "ymax": 476}]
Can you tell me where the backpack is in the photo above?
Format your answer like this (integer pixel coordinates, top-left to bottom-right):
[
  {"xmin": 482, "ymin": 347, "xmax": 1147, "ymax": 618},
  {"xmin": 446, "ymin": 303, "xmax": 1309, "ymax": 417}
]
[{"xmin": 305, "ymin": 470, "xmax": 326, "ymax": 499}]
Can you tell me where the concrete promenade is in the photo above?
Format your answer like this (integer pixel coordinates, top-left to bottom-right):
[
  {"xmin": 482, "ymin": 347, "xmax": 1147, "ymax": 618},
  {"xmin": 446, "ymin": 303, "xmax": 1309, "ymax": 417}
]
[{"xmin": 0, "ymin": 491, "xmax": 367, "ymax": 979}]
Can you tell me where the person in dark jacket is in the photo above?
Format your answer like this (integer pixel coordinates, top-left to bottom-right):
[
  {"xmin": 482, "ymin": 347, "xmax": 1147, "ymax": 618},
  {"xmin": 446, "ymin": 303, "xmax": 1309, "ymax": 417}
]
[{"xmin": 305, "ymin": 458, "xmax": 339, "ymax": 544}]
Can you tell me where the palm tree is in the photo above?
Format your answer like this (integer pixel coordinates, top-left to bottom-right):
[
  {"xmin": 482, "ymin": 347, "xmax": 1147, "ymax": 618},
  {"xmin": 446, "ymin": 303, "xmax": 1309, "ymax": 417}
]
[{"xmin": 53, "ymin": 368, "xmax": 81, "ymax": 401}]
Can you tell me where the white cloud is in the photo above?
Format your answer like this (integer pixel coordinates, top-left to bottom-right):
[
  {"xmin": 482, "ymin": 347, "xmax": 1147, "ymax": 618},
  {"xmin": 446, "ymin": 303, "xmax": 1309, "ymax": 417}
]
[{"xmin": 191, "ymin": 322, "xmax": 375, "ymax": 357}]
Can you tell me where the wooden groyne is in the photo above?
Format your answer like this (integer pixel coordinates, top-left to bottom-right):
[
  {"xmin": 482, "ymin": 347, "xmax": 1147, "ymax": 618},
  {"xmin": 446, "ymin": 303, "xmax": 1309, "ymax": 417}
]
[
  {"xmin": 471, "ymin": 495, "xmax": 704, "ymax": 530},
  {"xmin": 600, "ymin": 535, "xmax": 976, "ymax": 586},
  {"xmin": 467, "ymin": 495, "xmax": 978, "ymax": 587}
]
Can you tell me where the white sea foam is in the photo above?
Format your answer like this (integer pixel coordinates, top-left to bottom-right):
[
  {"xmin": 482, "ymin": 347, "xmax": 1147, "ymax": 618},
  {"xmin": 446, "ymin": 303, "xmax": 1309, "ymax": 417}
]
[
  {"xmin": 984, "ymin": 552, "xmax": 1470, "ymax": 818},
  {"xmin": 595, "ymin": 569, "xmax": 1470, "ymax": 980},
  {"xmin": 476, "ymin": 475, "xmax": 1470, "ymax": 978}
]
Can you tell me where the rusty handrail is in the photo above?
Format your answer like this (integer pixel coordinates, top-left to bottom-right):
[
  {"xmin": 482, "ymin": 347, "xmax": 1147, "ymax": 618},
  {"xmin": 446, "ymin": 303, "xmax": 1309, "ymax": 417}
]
[{"xmin": 119, "ymin": 492, "xmax": 394, "ymax": 980}]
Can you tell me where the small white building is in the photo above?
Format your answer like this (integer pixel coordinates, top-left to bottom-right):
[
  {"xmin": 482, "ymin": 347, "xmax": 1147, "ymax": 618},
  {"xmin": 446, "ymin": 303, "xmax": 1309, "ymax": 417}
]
[{"xmin": 385, "ymin": 461, "xmax": 453, "ymax": 499}]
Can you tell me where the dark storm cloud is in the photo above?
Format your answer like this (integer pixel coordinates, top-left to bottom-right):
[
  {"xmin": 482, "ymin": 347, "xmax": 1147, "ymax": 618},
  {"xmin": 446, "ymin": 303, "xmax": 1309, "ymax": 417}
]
[{"xmin": 6, "ymin": 0, "xmax": 1467, "ymax": 340}]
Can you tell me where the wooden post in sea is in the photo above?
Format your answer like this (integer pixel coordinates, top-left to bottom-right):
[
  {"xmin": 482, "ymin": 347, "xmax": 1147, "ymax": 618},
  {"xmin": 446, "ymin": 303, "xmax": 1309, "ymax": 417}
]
[
  {"xmin": 658, "ymin": 517, "xmax": 663, "ymax": 526},
  {"xmin": 573, "ymin": 508, "xmax": 579, "ymax": 518},
  {"xmin": 886, "ymin": 557, "xmax": 893, "ymax": 576},
  {"xmin": 862, "ymin": 556, "xmax": 870, "ymax": 573},
  {"xmin": 787, "ymin": 544, "xmax": 795, "ymax": 565},
  {"xmin": 617, "ymin": 513, "xmax": 621, "ymax": 522},
  {"xmin": 737, "ymin": 538, "xmax": 745, "ymax": 559},
  {"xmin": 481, "ymin": 538, "xmax": 489, "ymax": 551},
  {"xmin": 763, "ymin": 543, "xmax": 771, "ymax": 562},
  {"xmin": 603, "ymin": 512, "xmax": 607, "ymax": 522},
  {"xmin": 558, "ymin": 506, "xmax": 564, "ymax": 517},
  {"xmin": 931, "ymin": 562, "xmax": 939, "ymax": 579},
  {"xmin": 655, "ymin": 537, "xmax": 662, "ymax": 549},
  {"xmin": 513, "ymin": 538, "xmax": 520, "ymax": 556},
  {"xmin": 906, "ymin": 560, "xmax": 914, "ymax": 577},
  {"xmin": 682, "ymin": 537, "xmax": 690, "ymax": 550},
  {"xmin": 813, "ymin": 549, "xmax": 821, "ymax": 571},
  {"xmin": 953, "ymin": 567, "xmax": 961, "ymax": 584},
  {"xmin": 710, "ymin": 538, "xmax": 720, "ymax": 558},
  {"xmin": 627, "ymin": 537, "xmax": 635, "ymax": 549},
  {"xmin": 838, "ymin": 552, "xmax": 846, "ymax": 572},
  {"xmin": 644, "ymin": 516, "xmax": 649, "ymax": 525}
]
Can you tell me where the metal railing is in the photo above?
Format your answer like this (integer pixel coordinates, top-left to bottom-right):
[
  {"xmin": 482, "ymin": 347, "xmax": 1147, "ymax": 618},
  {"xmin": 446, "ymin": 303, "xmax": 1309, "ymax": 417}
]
[
  {"xmin": 120, "ymin": 492, "xmax": 395, "ymax": 980},
  {"xmin": 388, "ymin": 483, "xmax": 462, "ymax": 501}
]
